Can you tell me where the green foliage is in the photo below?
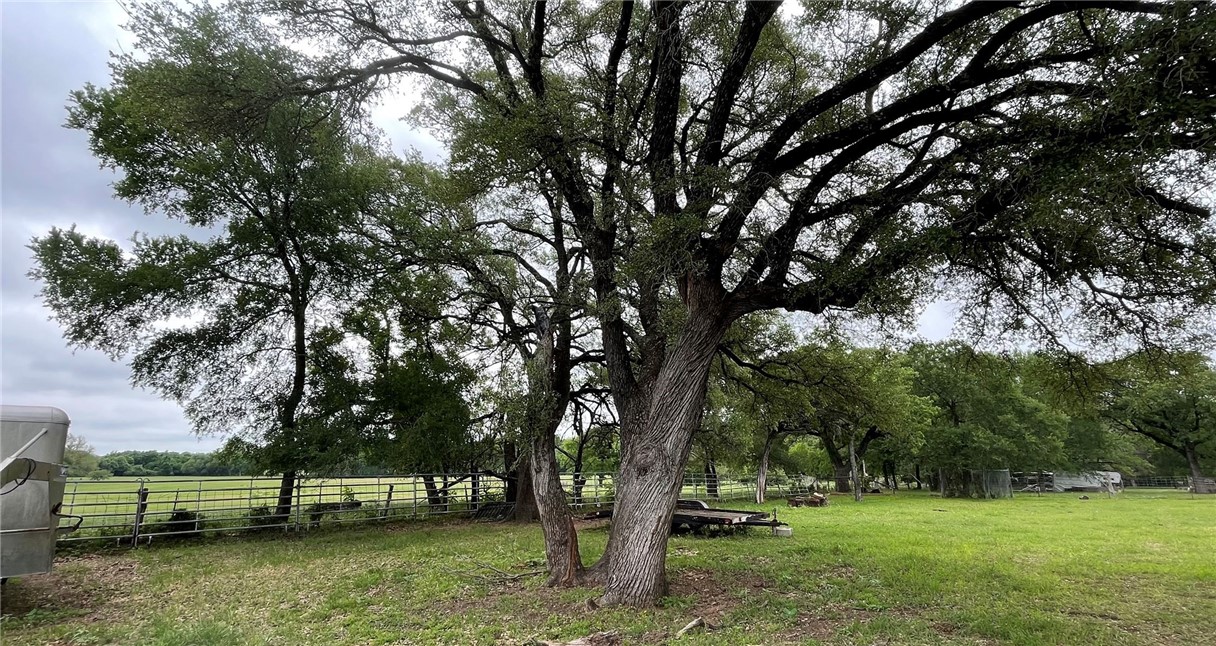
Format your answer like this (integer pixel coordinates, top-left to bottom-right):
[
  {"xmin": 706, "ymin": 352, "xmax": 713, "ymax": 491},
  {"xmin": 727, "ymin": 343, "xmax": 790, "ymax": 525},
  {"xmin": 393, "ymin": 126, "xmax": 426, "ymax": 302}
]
[
  {"xmin": 785, "ymin": 441, "xmax": 834, "ymax": 479},
  {"xmin": 709, "ymin": 322, "xmax": 933, "ymax": 480},
  {"xmin": 87, "ymin": 470, "xmax": 113, "ymax": 481},
  {"xmin": 910, "ymin": 343, "xmax": 1074, "ymax": 475},
  {"xmin": 35, "ymin": 3, "xmax": 471, "ymax": 479},
  {"xmin": 98, "ymin": 450, "xmax": 248, "ymax": 478},
  {"xmin": 1100, "ymin": 351, "xmax": 1216, "ymax": 485},
  {"xmin": 63, "ymin": 433, "xmax": 101, "ymax": 477}
]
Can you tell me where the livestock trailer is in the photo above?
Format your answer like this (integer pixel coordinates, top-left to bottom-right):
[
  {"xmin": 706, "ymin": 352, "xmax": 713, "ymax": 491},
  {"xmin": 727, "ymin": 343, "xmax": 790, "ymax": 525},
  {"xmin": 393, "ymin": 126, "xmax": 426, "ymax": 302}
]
[{"xmin": 1, "ymin": 405, "xmax": 80, "ymax": 580}]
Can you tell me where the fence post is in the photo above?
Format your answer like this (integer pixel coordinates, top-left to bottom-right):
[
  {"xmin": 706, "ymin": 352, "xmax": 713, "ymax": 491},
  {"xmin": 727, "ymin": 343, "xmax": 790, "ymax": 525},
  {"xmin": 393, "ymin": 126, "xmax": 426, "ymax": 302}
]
[
  {"xmin": 131, "ymin": 484, "xmax": 150, "ymax": 547},
  {"xmin": 383, "ymin": 484, "xmax": 395, "ymax": 519},
  {"xmin": 294, "ymin": 479, "xmax": 303, "ymax": 532}
]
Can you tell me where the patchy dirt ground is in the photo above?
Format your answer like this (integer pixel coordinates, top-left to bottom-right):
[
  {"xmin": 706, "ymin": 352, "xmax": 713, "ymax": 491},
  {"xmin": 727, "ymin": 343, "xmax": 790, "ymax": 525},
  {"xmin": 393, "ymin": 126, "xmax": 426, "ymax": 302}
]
[{"xmin": 1, "ymin": 553, "xmax": 143, "ymax": 621}]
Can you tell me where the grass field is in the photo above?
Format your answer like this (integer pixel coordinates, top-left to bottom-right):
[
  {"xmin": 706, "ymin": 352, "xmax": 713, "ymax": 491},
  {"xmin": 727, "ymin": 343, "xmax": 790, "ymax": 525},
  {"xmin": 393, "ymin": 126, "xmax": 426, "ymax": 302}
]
[{"xmin": 3, "ymin": 489, "xmax": 1213, "ymax": 645}]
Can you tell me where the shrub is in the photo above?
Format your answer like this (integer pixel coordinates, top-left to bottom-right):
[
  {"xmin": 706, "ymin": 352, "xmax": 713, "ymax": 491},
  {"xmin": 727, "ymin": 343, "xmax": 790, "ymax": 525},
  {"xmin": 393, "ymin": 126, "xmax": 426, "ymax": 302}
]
[
  {"xmin": 246, "ymin": 506, "xmax": 282, "ymax": 530},
  {"xmin": 145, "ymin": 508, "xmax": 204, "ymax": 540},
  {"xmin": 87, "ymin": 469, "xmax": 113, "ymax": 480}
]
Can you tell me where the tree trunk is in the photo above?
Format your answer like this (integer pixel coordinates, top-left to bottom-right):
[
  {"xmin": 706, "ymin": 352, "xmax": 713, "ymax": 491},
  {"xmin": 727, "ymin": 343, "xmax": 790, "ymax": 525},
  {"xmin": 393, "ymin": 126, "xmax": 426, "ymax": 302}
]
[
  {"xmin": 572, "ymin": 436, "xmax": 587, "ymax": 505},
  {"xmin": 274, "ymin": 470, "xmax": 296, "ymax": 523},
  {"xmin": 598, "ymin": 313, "xmax": 726, "ymax": 607},
  {"xmin": 756, "ymin": 435, "xmax": 774, "ymax": 504},
  {"xmin": 1185, "ymin": 443, "xmax": 1212, "ymax": 494},
  {"xmin": 833, "ymin": 464, "xmax": 852, "ymax": 494},
  {"xmin": 514, "ymin": 459, "xmax": 539, "ymax": 521},
  {"xmin": 850, "ymin": 437, "xmax": 863, "ymax": 502},
  {"xmin": 704, "ymin": 459, "xmax": 719, "ymax": 499},
  {"xmin": 572, "ymin": 473, "xmax": 586, "ymax": 506},
  {"xmin": 505, "ymin": 440, "xmax": 539, "ymax": 521},
  {"xmin": 504, "ymin": 441, "xmax": 519, "ymax": 502},
  {"xmin": 915, "ymin": 464, "xmax": 922, "ymax": 490},
  {"xmin": 421, "ymin": 475, "xmax": 448, "ymax": 510},
  {"xmin": 531, "ymin": 430, "xmax": 589, "ymax": 585}
]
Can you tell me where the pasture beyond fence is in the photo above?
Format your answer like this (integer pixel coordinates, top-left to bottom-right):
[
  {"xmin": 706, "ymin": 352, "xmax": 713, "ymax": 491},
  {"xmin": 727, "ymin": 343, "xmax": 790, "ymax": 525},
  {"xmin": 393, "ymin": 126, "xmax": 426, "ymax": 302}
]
[
  {"xmin": 56, "ymin": 471, "xmax": 1210, "ymax": 545},
  {"xmin": 56, "ymin": 472, "xmax": 814, "ymax": 544}
]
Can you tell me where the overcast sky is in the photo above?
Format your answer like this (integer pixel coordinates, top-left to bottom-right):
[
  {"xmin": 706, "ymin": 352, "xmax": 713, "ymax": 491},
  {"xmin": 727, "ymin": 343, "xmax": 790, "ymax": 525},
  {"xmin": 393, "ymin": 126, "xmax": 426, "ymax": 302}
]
[{"xmin": 0, "ymin": 1, "xmax": 955, "ymax": 455}]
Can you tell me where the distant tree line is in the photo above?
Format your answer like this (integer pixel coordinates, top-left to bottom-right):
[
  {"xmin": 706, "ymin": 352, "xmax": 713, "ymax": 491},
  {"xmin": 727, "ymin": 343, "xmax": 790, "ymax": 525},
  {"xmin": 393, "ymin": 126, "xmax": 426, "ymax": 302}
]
[
  {"xmin": 62, "ymin": 440, "xmax": 253, "ymax": 479},
  {"xmin": 96, "ymin": 451, "xmax": 252, "ymax": 478}
]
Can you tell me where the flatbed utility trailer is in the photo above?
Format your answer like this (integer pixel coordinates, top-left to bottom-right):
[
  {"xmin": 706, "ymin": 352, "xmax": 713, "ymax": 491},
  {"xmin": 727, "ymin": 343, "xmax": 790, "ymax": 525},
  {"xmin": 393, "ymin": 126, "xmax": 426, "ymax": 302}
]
[{"xmin": 583, "ymin": 499, "xmax": 789, "ymax": 534}]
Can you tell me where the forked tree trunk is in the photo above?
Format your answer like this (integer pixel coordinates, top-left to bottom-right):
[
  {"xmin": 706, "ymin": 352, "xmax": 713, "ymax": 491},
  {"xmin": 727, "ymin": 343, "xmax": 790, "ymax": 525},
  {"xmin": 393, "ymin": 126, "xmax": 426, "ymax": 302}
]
[
  {"xmin": 1185, "ymin": 443, "xmax": 1212, "ymax": 494},
  {"xmin": 421, "ymin": 475, "xmax": 447, "ymax": 510},
  {"xmin": 599, "ymin": 314, "xmax": 726, "ymax": 607}
]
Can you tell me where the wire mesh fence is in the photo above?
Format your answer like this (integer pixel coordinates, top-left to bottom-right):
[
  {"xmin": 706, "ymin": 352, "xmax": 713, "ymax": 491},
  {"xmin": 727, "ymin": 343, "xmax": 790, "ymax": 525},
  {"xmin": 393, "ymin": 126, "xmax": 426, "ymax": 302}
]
[
  {"xmin": 56, "ymin": 471, "xmax": 823, "ymax": 545},
  {"xmin": 1123, "ymin": 475, "xmax": 1211, "ymax": 489}
]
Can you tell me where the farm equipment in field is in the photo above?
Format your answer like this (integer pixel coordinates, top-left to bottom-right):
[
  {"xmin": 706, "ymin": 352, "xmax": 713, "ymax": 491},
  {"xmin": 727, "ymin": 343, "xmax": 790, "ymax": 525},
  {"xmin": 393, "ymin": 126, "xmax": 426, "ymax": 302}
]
[
  {"xmin": 1, "ymin": 406, "xmax": 82, "ymax": 581},
  {"xmin": 583, "ymin": 499, "xmax": 791, "ymax": 536}
]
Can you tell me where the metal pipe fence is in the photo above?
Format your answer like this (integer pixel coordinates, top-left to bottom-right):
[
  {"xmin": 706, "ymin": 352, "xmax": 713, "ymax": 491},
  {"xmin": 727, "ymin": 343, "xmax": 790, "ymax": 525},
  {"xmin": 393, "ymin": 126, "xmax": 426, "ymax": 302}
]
[
  {"xmin": 1123, "ymin": 475, "xmax": 1212, "ymax": 489},
  {"xmin": 57, "ymin": 471, "xmax": 823, "ymax": 545},
  {"xmin": 59, "ymin": 470, "xmax": 1202, "ymax": 546}
]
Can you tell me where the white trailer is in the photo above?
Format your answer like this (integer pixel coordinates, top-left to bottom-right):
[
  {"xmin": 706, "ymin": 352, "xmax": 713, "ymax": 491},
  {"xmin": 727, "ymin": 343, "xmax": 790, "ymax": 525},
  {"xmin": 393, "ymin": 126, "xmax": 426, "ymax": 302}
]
[
  {"xmin": 1, "ymin": 405, "xmax": 81, "ymax": 580},
  {"xmin": 1051, "ymin": 471, "xmax": 1122, "ymax": 492}
]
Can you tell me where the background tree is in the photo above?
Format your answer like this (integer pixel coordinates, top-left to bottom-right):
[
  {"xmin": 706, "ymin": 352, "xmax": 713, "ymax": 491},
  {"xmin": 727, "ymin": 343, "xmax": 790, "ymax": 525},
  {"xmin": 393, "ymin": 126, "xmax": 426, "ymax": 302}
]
[
  {"xmin": 1101, "ymin": 352, "xmax": 1216, "ymax": 493},
  {"xmin": 30, "ymin": 9, "xmax": 434, "ymax": 519},
  {"xmin": 777, "ymin": 343, "xmax": 930, "ymax": 500},
  {"xmin": 907, "ymin": 343, "xmax": 1136, "ymax": 496},
  {"xmin": 62, "ymin": 434, "xmax": 101, "ymax": 477}
]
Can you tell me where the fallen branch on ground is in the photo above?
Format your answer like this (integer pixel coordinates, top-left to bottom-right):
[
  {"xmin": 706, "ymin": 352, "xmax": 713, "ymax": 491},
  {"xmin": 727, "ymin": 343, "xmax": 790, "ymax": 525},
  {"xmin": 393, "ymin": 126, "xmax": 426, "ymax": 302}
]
[{"xmin": 458, "ymin": 561, "xmax": 546, "ymax": 584}]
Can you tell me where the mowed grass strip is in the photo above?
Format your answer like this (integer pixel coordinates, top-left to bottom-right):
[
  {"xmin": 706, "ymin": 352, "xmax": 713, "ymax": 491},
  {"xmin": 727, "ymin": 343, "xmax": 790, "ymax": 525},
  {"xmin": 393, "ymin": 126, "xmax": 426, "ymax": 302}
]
[{"xmin": 3, "ymin": 490, "xmax": 1212, "ymax": 645}]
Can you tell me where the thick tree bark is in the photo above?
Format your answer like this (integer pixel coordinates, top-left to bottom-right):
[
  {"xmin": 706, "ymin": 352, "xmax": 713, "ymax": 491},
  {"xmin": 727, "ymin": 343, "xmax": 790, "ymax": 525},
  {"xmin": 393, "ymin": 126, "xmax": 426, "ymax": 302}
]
[
  {"xmin": 505, "ymin": 441, "xmax": 539, "ymax": 521},
  {"xmin": 531, "ymin": 430, "xmax": 586, "ymax": 585},
  {"xmin": 1185, "ymin": 443, "xmax": 1212, "ymax": 494},
  {"xmin": 598, "ymin": 311, "xmax": 727, "ymax": 607},
  {"xmin": 756, "ymin": 435, "xmax": 774, "ymax": 504}
]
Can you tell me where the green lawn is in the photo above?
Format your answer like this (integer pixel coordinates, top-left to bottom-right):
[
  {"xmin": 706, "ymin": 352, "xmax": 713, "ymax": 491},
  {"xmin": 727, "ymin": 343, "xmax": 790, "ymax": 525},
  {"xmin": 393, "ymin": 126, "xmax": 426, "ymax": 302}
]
[{"xmin": 3, "ymin": 490, "xmax": 1213, "ymax": 645}]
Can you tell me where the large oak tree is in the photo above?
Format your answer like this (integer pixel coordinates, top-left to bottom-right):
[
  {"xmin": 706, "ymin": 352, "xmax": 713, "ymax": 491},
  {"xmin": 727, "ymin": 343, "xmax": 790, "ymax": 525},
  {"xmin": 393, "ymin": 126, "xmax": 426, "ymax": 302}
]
[{"xmin": 206, "ymin": 0, "xmax": 1216, "ymax": 604}]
